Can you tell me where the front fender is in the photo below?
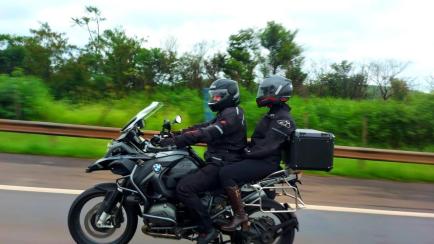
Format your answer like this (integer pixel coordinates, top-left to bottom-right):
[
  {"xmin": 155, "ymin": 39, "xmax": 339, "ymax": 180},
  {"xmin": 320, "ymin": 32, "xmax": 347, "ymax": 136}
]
[
  {"xmin": 86, "ymin": 157, "xmax": 115, "ymax": 173},
  {"xmin": 86, "ymin": 157, "xmax": 136, "ymax": 174}
]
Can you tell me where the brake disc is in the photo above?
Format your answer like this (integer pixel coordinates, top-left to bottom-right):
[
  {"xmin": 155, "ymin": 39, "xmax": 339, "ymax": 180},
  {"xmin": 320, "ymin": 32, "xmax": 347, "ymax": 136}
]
[{"xmin": 83, "ymin": 204, "xmax": 116, "ymax": 238}]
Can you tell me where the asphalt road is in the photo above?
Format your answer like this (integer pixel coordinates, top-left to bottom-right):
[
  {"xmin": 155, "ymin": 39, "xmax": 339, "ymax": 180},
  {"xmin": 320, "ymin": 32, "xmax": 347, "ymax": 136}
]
[
  {"xmin": 1, "ymin": 190, "xmax": 433, "ymax": 244},
  {"xmin": 0, "ymin": 153, "xmax": 434, "ymax": 243}
]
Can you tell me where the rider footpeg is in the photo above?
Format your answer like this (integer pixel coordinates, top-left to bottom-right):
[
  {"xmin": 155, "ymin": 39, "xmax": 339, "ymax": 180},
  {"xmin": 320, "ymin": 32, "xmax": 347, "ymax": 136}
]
[
  {"xmin": 235, "ymin": 221, "xmax": 251, "ymax": 232},
  {"xmin": 242, "ymin": 221, "xmax": 251, "ymax": 231}
]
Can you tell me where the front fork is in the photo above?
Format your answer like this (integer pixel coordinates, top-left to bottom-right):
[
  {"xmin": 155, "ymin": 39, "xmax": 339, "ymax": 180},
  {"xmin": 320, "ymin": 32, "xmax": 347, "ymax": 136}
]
[{"xmin": 96, "ymin": 189, "xmax": 123, "ymax": 228}]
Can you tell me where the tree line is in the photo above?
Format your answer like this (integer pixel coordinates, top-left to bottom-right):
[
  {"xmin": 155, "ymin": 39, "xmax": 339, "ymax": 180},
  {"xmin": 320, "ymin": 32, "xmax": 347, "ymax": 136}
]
[{"xmin": 0, "ymin": 6, "xmax": 414, "ymax": 101}]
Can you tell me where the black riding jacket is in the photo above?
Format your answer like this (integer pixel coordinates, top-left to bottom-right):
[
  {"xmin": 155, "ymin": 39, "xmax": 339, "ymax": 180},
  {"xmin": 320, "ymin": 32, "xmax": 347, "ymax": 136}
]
[
  {"xmin": 173, "ymin": 106, "xmax": 247, "ymax": 162},
  {"xmin": 244, "ymin": 104, "xmax": 296, "ymax": 163}
]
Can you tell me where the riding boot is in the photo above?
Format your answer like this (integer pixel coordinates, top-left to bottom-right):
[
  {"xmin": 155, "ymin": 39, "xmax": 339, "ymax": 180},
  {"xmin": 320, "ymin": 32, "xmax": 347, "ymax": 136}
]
[{"xmin": 221, "ymin": 186, "xmax": 249, "ymax": 232}]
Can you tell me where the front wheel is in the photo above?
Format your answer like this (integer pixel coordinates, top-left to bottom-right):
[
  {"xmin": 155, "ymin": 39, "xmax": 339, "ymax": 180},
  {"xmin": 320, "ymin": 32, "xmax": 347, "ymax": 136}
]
[{"xmin": 68, "ymin": 184, "xmax": 138, "ymax": 244}]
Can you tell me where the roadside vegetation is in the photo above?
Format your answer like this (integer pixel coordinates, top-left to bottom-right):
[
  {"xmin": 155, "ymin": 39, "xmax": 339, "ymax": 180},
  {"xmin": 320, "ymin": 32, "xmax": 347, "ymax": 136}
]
[
  {"xmin": 1, "ymin": 75, "xmax": 433, "ymax": 152},
  {"xmin": 1, "ymin": 131, "xmax": 433, "ymax": 183},
  {"xmin": 0, "ymin": 6, "xmax": 433, "ymax": 182}
]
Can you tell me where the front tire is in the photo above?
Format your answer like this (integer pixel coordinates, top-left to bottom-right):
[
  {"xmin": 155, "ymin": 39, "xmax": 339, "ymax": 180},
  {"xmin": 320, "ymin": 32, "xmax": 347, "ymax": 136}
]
[{"xmin": 68, "ymin": 185, "xmax": 138, "ymax": 244}]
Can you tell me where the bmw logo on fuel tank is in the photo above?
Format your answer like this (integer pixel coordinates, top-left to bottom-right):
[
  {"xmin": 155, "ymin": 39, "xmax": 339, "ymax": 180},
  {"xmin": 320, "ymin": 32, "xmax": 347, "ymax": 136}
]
[{"xmin": 153, "ymin": 163, "xmax": 162, "ymax": 173}]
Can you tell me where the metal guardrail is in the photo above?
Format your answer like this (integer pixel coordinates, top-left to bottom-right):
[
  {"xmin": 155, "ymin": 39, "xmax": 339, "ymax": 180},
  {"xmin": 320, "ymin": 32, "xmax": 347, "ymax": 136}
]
[{"xmin": 0, "ymin": 119, "xmax": 433, "ymax": 165}]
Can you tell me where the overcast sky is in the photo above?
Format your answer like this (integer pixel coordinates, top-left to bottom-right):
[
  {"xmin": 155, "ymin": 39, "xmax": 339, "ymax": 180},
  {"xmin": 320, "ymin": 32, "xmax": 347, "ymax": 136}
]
[{"xmin": 1, "ymin": 0, "xmax": 433, "ymax": 91}]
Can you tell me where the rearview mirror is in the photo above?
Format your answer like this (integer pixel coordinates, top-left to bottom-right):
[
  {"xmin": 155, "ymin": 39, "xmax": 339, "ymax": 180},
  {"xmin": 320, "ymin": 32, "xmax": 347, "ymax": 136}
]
[{"xmin": 174, "ymin": 115, "xmax": 182, "ymax": 124}]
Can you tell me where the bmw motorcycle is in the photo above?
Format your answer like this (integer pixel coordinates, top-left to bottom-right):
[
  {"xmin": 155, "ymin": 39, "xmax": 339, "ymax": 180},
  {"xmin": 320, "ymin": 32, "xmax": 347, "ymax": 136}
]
[{"xmin": 68, "ymin": 102, "xmax": 305, "ymax": 244}]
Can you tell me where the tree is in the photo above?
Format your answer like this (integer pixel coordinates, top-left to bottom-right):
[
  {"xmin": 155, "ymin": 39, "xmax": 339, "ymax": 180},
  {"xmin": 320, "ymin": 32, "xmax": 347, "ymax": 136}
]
[
  {"xmin": 368, "ymin": 60, "xmax": 409, "ymax": 100},
  {"xmin": 50, "ymin": 56, "xmax": 92, "ymax": 99},
  {"xmin": 313, "ymin": 61, "xmax": 368, "ymax": 99},
  {"xmin": 0, "ymin": 28, "xmax": 69, "ymax": 80},
  {"xmin": 0, "ymin": 44, "xmax": 26, "ymax": 74},
  {"xmin": 204, "ymin": 52, "xmax": 226, "ymax": 82},
  {"xmin": 134, "ymin": 47, "xmax": 160, "ymax": 88},
  {"xmin": 148, "ymin": 37, "xmax": 180, "ymax": 85},
  {"xmin": 390, "ymin": 78, "xmax": 409, "ymax": 100},
  {"xmin": 72, "ymin": 6, "xmax": 106, "ymax": 75},
  {"xmin": 225, "ymin": 29, "xmax": 260, "ymax": 88},
  {"xmin": 135, "ymin": 47, "xmax": 180, "ymax": 85},
  {"xmin": 177, "ymin": 42, "xmax": 208, "ymax": 88},
  {"xmin": 285, "ymin": 58, "xmax": 307, "ymax": 96},
  {"xmin": 259, "ymin": 21, "xmax": 306, "ymax": 93},
  {"xmin": 72, "ymin": 6, "xmax": 106, "ymax": 56},
  {"xmin": 101, "ymin": 28, "xmax": 142, "ymax": 93},
  {"xmin": 259, "ymin": 21, "xmax": 302, "ymax": 76},
  {"xmin": 22, "ymin": 38, "xmax": 51, "ymax": 79},
  {"xmin": 349, "ymin": 72, "xmax": 369, "ymax": 99},
  {"xmin": 29, "ymin": 22, "xmax": 72, "ymax": 71},
  {"xmin": 178, "ymin": 53, "xmax": 204, "ymax": 88}
]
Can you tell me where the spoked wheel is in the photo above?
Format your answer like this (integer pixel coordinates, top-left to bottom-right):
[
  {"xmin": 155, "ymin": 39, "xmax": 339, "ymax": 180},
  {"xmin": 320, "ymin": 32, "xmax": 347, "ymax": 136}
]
[
  {"xmin": 68, "ymin": 186, "xmax": 138, "ymax": 244},
  {"xmin": 230, "ymin": 200, "xmax": 296, "ymax": 244}
]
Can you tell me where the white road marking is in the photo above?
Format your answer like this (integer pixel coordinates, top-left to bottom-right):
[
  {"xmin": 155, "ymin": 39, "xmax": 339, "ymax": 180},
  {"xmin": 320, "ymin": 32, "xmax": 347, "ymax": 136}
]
[
  {"xmin": 304, "ymin": 205, "xmax": 434, "ymax": 219},
  {"xmin": 1, "ymin": 184, "xmax": 433, "ymax": 219},
  {"xmin": 0, "ymin": 184, "xmax": 83, "ymax": 195}
]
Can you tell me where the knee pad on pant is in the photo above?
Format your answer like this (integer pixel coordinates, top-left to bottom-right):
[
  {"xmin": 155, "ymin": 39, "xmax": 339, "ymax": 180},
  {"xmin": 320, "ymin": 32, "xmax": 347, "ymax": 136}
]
[{"xmin": 176, "ymin": 180, "xmax": 193, "ymax": 200}]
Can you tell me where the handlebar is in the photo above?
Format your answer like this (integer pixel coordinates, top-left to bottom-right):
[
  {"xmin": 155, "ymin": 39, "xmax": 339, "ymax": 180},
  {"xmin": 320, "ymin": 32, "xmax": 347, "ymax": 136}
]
[
  {"xmin": 118, "ymin": 116, "xmax": 180, "ymax": 153},
  {"xmin": 142, "ymin": 135, "xmax": 177, "ymax": 153}
]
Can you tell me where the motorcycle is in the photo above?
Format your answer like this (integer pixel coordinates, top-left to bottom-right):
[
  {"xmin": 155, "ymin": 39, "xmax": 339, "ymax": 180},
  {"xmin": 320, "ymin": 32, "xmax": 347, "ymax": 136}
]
[{"xmin": 68, "ymin": 101, "xmax": 305, "ymax": 244}]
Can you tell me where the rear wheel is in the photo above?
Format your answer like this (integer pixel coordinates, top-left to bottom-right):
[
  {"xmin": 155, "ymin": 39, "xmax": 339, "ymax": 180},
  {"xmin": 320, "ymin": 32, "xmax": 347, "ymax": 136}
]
[
  {"xmin": 68, "ymin": 185, "xmax": 138, "ymax": 244},
  {"xmin": 230, "ymin": 199, "xmax": 296, "ymax": 244}
]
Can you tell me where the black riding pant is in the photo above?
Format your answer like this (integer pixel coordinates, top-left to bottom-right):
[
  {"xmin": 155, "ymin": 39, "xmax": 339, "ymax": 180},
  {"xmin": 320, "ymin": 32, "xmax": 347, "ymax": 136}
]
[
  {"xmin": 176, "ymin": 163, "xmax": 221, "ymax": 232},
  {"xmin": 219, "ymin": 159, "xmax": 280, "ymax": 188}
]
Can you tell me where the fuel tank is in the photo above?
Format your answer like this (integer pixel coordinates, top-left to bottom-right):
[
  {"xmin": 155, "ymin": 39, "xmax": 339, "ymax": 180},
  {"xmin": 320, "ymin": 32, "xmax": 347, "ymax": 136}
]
[{"xmin": 133, "ymin": 150, "xmax": 200, "ymax": 199}]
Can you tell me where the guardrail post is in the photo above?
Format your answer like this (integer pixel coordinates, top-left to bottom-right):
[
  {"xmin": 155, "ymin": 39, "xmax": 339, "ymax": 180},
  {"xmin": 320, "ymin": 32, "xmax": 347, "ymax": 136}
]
[{"xmin": 358, "ymin": 116, "xmax": 368, "ymax": 168}]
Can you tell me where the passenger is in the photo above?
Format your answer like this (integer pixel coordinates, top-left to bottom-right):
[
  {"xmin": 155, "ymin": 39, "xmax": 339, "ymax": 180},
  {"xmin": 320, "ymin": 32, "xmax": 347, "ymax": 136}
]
[
  {"xmin": 219, "ymin": 75, "xmax": 296, "ymax": 231},
  {"xmin": 159, "ymin": 79, "xmax": 247, "ymax": 244}
]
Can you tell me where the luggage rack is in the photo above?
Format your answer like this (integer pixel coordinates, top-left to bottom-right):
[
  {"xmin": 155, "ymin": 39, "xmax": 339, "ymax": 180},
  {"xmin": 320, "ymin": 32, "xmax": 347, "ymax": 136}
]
[{"xmin": 243, "ymin": 169, "xmax": 306, "ymax": 213}]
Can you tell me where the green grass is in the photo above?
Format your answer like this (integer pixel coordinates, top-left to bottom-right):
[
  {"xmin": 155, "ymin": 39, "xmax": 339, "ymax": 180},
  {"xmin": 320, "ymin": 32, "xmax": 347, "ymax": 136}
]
[
  {"xmin": 0, "ymin": 132, "xmax": 108, "ymax": 158},
  {"xmin": 0, "ymin": 131, "xmax": 207, "ymax": 159},
  {"xmin": 0, "ymin": 132, "xmax": 433, "ymax": 183},
  {"xmin": 305, "ymin": 158, "xmax": 434, "ymax": 183}
]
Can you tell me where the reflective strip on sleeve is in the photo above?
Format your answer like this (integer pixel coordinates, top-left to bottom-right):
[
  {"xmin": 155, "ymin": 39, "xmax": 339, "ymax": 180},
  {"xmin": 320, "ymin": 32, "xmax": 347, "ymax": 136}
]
[
  {"xmin": 236, "ymin": 107, "xmax": 239, "ymax": 115},
  {"xmin": 272, "ymin": 127, "xmax": 288, "ymax": 137},
  {"xmin": 214, "ymin": 125, "xmax": 224, "ymax": 135}
]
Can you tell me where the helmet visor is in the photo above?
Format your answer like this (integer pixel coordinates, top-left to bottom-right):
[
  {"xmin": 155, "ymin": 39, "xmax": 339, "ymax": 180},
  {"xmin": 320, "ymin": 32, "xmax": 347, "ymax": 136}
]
[
  {"xmin": 257, "ymin": 85, "xmax": 277, "ymax": 98},
  {"xmin": 208, "ymin": 89, "xmax": 229, "ymax": 104}
]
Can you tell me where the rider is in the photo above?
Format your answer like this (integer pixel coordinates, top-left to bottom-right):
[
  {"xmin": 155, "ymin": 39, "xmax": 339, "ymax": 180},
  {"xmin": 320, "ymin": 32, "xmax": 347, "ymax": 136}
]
[
  {"xmin": 218, "ymin": 75, "xmax": 296, "ymax": 231},
  {"xmin": 159, "ymin": 79, "xmax": 247, "ymax": 244}
]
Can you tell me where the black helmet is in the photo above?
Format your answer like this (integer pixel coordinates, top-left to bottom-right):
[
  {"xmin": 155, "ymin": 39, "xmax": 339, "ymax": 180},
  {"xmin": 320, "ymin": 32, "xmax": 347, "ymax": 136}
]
[
  {"xmin": 256, "ymin": 75, "xmax": 293, "ymax": 107},
  {"xmin": 208, "ymin": 79, "xmax": 240, "ymax": 112}
]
